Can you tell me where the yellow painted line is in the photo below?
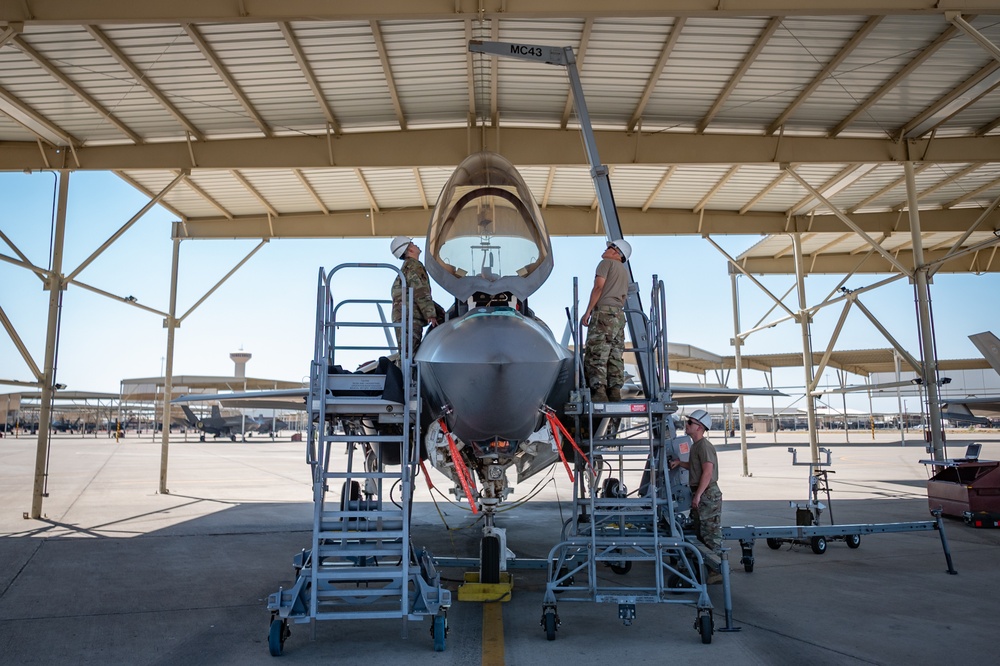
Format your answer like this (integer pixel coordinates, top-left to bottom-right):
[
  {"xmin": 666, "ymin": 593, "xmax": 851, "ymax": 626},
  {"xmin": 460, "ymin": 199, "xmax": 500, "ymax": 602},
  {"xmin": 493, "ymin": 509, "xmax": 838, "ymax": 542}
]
[{"xmin": 482, "ymin": 602, "xmax": 505, "ymax": 666}]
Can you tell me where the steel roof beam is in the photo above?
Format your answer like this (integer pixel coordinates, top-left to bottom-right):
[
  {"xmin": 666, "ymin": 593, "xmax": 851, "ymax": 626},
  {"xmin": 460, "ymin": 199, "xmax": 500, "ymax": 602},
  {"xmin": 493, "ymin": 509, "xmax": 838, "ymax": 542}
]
[
  {"xmin": 901, "ymin": 60, "xmax": 1000, "ymax": 139},
  {"xmin": 561, "ymin": 18, "xmax": 593, "ymax": 130},
  {"xmin": 829, "ymin": 21, "xmax": 963, "ymax": 137},
  {"xmin": 3, "ymin": 1, "xmax": 997, "ymax": 24},
  {"xmin": 767, "ymin": 17, "xmax": 881, "ymax": 136},
  {"xmin": 891, "ymin": 162, "xmax": 982, "ymax": 211},
  {"xmin": 698, "ymin": 17, "xmax": 778, "ymax": 134},
  {"xmin": 11, "ymin": 35, "xmax": 142, "ymax": 144},
  {"xmin": 630, "ymin": 16, "xmax": 684, "ymax": 134},
  {"xmin": 113, "ymin": 170, "xmax": 187, "ymax": 219},
  {"xmin": 293, "ymin": 168, "xmax": 329, "ymax": 215},
  {"xmin": 943, "ymin": 173, "xmax": 1000, "ymax": 208},
  {"xmin": 280, "ymin": 22, "xmax": 341, "ymax": 135},
  {"xmin": 734, "ymin": 248, "xmax": 1000, "ymax": 274},
  {"xmin": 176, "ymin": 170, "xmax": 234, "ymax": 219},
  {"xmin": 4, "ymin": 128, "xmax": 998, "ymax": 170},
  {"xmin": 230, "ymin": 169, "xmax": 279, "ymax": 217},
  {"xmin": 847, "ymin": 163, "xmax": 931, "ymax": 213},
  {"xmin": 167, "ymin": 205, "xmax": 995, "ymax": 240},
  {"xmin": 785, "ymin": 167, "xmax": 913, "ymax": 276},
  {"xmin": 0, "ymin": 84, "xmax": 77, "ymax": 146},
  {"xmin": 85, "ymin": 25, "xmax": 205, "ymax": 141},
  {"xmin": 370, "ymin": 20, "xmax": 406, "ymax": 130},
  {"xmin": 183, "ymin": 23, "xmax": 271, "ymax": 137}
]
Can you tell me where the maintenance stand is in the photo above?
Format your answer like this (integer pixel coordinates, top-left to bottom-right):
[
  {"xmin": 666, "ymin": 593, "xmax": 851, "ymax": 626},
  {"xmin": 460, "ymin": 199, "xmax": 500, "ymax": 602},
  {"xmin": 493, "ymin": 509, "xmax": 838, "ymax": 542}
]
[{"xmin": 266, "ymin": 265, "xmax": 451, "ymax": 656}]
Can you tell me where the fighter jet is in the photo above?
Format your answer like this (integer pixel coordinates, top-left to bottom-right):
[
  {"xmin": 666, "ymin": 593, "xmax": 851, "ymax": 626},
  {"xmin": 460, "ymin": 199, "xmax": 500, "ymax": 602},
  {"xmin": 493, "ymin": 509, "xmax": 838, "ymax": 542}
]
[
  {"xmin": 172, "ymin": 152, "xmax": 781, "ymax": 577},
  {"xmin": 179, "ymin": 404, "xmax": 251, "ymax": 442}
]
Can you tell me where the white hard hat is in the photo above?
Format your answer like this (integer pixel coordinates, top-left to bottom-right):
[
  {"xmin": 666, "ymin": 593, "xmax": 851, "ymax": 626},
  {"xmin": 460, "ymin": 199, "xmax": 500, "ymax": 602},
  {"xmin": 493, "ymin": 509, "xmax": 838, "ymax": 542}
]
[
  {"xmin": 607, "ymin": 238, "xmax": 632, "ymax": 261},
  {"xmin": 390, "ymin": 235, "xmax": 412, "ymax": 259},
  {"xmin": 686, "ymin": 409, "xmax": 712, "ymax": 431}
]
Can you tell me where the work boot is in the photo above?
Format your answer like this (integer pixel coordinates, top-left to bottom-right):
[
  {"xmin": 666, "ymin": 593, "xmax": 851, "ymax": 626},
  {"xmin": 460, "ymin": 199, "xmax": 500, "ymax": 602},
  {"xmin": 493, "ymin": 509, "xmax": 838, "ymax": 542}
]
[
  {"xmin": 607, "ymin": 386, "xmax": 622, "ymax": 402},
  {"xmin": 591, "ymin": 386, "xmax": 608, "ymax": 403}
]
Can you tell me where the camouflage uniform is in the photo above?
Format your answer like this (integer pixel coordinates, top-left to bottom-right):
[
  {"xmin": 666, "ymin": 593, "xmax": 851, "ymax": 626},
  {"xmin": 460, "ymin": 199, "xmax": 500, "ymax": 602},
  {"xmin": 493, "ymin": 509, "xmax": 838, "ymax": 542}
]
[
  {"xmin": 391, "ymin": 257, "xmax": 442, "ymax": 355},
  {"xmin": 584, "ymin": 306, "xmax": 626, "ymax": 392},
  {"xmin": 692, "ymin": 484, "xmax": 723, "ymax": 551},
  {"xmin": 688, "ymin": 434, "xmax": 723, "ymax": 551}
]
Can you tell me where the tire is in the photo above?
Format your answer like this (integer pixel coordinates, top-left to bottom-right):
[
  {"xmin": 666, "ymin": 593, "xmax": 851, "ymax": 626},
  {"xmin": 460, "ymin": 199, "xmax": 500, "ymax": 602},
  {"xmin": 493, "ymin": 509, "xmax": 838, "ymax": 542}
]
[
  {"xmin": 544, "ymin": 611, "xmax": 557, "ymax": 641},
  {"xmin": 481, "ymin": 535, "xmax": 501, "ymax": 585},
  {"xmin": 699, "ymin": 614, "xmax": 713, "ymax": 644},
  {"xmin": 811, "ymin": 536, "xmax": 827, "ymax": 555},
  {"xmin": 743, "ymin": 558, "xmax": 754, "ymax": 573},
  {"xmin": 268, "ymin": 618, "xmax": 286, "ymax": 656},
  {"xmin": 608, "ymin": 560, "xmax": 632, "ymax": 575},
  {"xmin": 766, "ymin": 538, "xmax": 782, "ymax": 550},
  {"xmin": 846, "ymin": 534, "xmax": 861, "ymax": 549},
  {"xmin": 432, "ymin": 615, "xmax": 447, "ymax": 652}
]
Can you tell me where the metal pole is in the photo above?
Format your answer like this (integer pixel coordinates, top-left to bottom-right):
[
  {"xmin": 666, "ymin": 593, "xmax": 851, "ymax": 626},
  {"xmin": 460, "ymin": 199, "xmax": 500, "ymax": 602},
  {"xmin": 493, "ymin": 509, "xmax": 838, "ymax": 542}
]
[
  {"xmin": 895, "ymin": 351, "xmax": 905, "ymax": 446},
  {"xmin": 159, "ymin": 238, "xmax": 181, "ymax": 494},
  {"xmin": 839, "ymin": 369, "xmax": 850, "ymax": 443},
  {"xmin": 30, "ymin": 169, "xmax": 70, "ymax": 519},
  {"xmin": 904, "ymin": 162, "xmax": 945, "ymax": 460},
  {"xmin": 791, "ymin": 233, "xmax": 820, "ymax": 462},
  {"xmin": 730, "ymin": 271, "xmax": 749, "ymax": 476}
]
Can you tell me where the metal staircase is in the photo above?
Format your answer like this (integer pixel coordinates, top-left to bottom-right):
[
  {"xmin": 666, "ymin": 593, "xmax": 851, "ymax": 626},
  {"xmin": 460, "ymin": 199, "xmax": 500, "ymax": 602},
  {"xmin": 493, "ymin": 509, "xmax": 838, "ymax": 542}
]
[
  {"xmin": 541, "ymin": 277, "xmax": 725, "ymax": 644},
  {"xmin": 266, "ymin": 264, "xmax": 450, "ymax": 656}
]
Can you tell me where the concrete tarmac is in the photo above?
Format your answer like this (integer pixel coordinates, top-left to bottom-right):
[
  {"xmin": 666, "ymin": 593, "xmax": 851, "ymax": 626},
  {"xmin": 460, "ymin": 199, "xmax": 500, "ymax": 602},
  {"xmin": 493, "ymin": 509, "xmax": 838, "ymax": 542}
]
[{"xmin": 1, "ymin": 429, "xmax": 998, "ymax": 665}]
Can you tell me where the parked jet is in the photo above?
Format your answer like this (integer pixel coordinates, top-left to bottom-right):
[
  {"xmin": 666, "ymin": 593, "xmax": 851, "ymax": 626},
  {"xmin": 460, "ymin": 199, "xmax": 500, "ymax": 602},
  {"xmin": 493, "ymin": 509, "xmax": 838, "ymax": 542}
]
[
  {"xmin": 941, "ymin": 331, "xmax": 1000, "ymax": 425},
  {"xmin": 179, "ymin": 404, "xmax": 250, "ymax": 441},
  {"xmin": 173, "ymin": 152, "xmax": 782, "ymax": 574}
]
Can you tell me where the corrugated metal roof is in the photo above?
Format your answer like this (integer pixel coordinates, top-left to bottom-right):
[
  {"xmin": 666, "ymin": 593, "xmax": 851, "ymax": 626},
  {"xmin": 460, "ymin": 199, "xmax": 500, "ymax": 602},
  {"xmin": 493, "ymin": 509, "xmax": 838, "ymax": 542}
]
[{"xmin": 0, "ymin": 3, "xmax": 998, "ymax": 273}]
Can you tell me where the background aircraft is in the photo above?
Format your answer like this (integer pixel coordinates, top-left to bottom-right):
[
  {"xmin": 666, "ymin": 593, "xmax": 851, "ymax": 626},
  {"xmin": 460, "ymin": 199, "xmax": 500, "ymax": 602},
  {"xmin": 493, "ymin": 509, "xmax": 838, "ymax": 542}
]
[
  {"xmin": 941, "ymin": 332, "xmax": 1000, "ymax": 425},
  {"xmin": 178, "ymin": 404, "xmax": 251, "ymax": 442}
]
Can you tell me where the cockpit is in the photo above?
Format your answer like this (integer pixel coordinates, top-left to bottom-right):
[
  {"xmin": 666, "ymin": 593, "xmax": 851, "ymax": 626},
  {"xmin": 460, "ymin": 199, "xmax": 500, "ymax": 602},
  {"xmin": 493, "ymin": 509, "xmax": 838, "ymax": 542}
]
[{"xmin": 425, "ymin": 152, "xmax": 553, "ymax": 303}]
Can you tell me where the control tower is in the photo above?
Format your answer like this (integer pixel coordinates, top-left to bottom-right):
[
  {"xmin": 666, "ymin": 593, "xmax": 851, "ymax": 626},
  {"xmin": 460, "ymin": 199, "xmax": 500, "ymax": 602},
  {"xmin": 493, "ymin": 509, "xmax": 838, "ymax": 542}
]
[{"xmin": 230, "ymin": 351, "xmax": 252, "ymax": 378}]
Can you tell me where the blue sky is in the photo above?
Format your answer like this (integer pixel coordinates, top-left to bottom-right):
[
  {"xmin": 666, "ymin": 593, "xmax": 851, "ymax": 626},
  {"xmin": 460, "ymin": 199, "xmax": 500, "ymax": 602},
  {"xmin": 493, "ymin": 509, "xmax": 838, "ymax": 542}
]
[{"xmin": 1, "ymin": 170, "xmax": 997, "ymax": 416}]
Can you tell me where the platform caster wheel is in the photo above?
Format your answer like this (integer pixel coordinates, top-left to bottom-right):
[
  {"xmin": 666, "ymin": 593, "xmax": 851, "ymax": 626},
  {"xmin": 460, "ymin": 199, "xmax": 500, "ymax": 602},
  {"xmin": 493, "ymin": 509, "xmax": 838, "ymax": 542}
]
[
  {"xmin": 432, "ymin": 615, "xmax": 447, "ymax": 652},
  {"xmin": 667, "ymin": 573, "xmax": 693, "ymax": 591},
  {"xmin": 608, "ymin": 560, "xmax": 632, "ymax": 575},
  {"xmin": 846, "ymin": 534, "xmax": 861, "ymax": 549},
  {"xmin": 698, "ymin": 613, "xmax": 713, "ymax": 644},
  {"xmin": 481, "ymin": 535, "xmax": 501, "ymax": 584},
  {"xmin": 766, "ymin": 538, "xmax": 782, "ymax": 550},
  {"xmin": 268, "ymin": 618, "xmax": 288, "ymax": 656},
  {"xmin": 811, "ymin": 536, "xmax": 827, "ymax": 555},
  {"xmin": 543, "ymin": 611, "xmax": 558, "ymax": 641},
  {"xmin": 742, "ymin": 558, "xmax": 754, "ymax": 573},
  {"xmin": 553, "ymin": 566, "xmax": 574, "ymax": 592}
]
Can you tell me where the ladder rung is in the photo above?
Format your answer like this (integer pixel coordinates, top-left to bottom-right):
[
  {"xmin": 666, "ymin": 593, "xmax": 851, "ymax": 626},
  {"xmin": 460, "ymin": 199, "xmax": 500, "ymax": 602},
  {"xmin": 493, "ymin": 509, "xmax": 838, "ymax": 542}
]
[
  {"xmin": 324, "ymin": 471, "xmax": 405, "ymax": 479},
  {"xmin": 318, "ymin": 566, "xmax": 407, "ymax": 580},
  {"xmin": 321, "ymin": 509, "xmax": 402, "ymax": 519},
  {"xmin": 313, "ymin": 611, "xmax": 409, "ymax": 621},
  {"xmin": 316, "ymin": 545, "xmax": 404, "ymax": 557},
  {"xmin": 323, "ymin": 435, "xmax": 405, "ymax": 443},
  {"xmin": 318, "ymin": 530, "xmax": 405, "ymax": 540}
]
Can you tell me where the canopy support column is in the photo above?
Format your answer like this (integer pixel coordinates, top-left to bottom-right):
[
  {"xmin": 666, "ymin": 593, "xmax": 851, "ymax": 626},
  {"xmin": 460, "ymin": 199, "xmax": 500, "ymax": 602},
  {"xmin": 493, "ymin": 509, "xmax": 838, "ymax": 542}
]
[
  {"xmin": 159, "ymin": 238, "xmax": 181, "ymax": 494},
  {"xmin": 791, "ymin": 233, "xmax": 820, "ymax": 462},
  {"xmin": 905, "ymin": 162, "xmax": 945, "ymax": 460},
  {"xmin": 30, "ymin": 170, "xmax": 69, "ymax": 520},
  {"xmin": 730, "ymin": 270, "xmax": 749, "ymax": 476}
]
